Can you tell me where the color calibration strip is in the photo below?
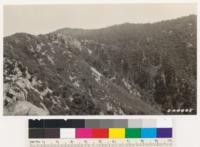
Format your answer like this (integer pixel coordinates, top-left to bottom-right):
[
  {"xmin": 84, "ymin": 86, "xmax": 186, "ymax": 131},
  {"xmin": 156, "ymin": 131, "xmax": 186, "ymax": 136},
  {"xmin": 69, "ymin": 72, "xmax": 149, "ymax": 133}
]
[{"xmin": 29, "ymin": 119, "xmax": 173, "ymax": 139}]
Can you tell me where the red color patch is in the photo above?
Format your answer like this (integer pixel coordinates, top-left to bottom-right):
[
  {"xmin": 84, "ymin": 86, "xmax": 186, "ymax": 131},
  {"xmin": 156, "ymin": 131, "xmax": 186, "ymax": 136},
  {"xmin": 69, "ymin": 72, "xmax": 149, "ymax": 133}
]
[{"xmin": 92, "ymin": 128, "xmax": 108, "ymax": 138}]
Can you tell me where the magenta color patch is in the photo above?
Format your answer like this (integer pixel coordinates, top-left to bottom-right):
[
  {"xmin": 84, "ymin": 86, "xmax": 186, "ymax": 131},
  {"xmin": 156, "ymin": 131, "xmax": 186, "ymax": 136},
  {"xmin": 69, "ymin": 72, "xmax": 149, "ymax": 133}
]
[{"xmin": 76, "ymin": 128, "xmax": 93, "ymax": 138}]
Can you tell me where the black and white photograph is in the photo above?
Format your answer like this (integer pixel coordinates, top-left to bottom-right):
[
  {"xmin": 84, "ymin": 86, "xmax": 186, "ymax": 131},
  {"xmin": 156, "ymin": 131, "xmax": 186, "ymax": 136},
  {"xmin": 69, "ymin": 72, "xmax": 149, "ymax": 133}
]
[{"xmin": 3, "ymin": 4, "xmax": 197, "ymax": 115}]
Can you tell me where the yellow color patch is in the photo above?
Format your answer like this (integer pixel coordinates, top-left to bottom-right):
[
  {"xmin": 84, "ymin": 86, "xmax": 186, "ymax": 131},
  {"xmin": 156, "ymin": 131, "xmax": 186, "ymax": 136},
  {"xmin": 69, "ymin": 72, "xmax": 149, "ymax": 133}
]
[{"xmin": 109, "ymin": 128, "xmax": 125, "ymax": 138}]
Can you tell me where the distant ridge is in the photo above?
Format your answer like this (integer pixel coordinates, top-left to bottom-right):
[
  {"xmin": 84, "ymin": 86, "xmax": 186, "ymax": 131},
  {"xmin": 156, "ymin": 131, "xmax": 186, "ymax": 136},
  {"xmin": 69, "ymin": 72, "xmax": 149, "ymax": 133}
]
[{"xmin": 3, "ymin": 15, "xmax": 196, "ymax": 115}]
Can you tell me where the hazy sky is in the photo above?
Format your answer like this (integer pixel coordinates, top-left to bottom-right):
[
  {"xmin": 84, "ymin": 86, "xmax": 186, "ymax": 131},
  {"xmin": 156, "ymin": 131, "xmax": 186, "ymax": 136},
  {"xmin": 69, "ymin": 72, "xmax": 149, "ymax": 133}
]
[{"xmin": 4, "ymin": 4, "xmax": 197, "ymax": 36}]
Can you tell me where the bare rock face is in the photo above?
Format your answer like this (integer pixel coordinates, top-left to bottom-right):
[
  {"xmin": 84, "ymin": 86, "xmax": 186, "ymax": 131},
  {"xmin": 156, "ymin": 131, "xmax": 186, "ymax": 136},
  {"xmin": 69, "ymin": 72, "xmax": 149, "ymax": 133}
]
[
  {"xmin": 3, "ymin": 15, "xmax": 197, "ymax": 115},
  {"xmin": 4, "ymin": 101, "xmax": 49, "ymax": 116},
  {"xmin": 4, "ymin": 59, "xmax": 50, "ymax": 115}
]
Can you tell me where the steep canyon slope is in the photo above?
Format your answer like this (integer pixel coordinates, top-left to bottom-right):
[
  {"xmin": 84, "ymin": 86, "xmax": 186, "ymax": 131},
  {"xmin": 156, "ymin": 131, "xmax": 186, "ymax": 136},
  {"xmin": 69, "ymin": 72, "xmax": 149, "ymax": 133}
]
[{"xmin": 3, "ymin": 15, "xmax": 196, "ymax": 115}]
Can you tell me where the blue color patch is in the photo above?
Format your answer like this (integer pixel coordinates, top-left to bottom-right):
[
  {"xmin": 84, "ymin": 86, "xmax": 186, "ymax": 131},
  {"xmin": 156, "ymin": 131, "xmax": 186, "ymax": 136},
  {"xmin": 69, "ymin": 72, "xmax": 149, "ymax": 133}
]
[{"xmin": 141, "ymin": 128, "xmax": 157, "ymax": 138}]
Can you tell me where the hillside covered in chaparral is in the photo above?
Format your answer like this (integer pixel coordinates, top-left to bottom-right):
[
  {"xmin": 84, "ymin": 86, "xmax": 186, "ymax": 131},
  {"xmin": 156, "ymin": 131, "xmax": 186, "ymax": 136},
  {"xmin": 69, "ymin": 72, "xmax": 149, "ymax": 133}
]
[{"xmin": 3, "ymin": 15, "xmax": 196, "ymax": 115}]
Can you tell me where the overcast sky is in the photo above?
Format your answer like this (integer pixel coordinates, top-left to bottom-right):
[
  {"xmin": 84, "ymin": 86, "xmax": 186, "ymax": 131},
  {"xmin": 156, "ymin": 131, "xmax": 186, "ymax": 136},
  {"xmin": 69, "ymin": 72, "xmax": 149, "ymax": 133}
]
[{"xmin": 4, "ymin": 4, "xmax": 197, "ymax": 36}]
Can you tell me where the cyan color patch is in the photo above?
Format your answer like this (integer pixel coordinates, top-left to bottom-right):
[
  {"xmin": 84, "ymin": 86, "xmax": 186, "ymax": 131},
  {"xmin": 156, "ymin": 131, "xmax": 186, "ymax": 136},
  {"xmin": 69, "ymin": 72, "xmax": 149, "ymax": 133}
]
[{"xmin": 141, "ymin": 128, "xmax": 157, "ymax": 138}]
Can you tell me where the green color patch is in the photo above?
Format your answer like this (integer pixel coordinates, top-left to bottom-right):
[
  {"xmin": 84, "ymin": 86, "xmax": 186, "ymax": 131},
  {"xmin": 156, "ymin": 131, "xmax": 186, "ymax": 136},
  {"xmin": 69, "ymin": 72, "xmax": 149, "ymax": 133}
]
[{"xmin": 125, "ymin": 128, "xmax": 141, "ymax": 138}]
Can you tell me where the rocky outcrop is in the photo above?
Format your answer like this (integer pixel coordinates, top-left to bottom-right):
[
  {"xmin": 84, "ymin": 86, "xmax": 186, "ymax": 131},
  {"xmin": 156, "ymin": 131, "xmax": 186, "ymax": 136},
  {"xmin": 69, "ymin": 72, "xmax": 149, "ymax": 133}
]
[{"xmin": 3, "ymin": 15, "xmax": 196, "ymax": 115}]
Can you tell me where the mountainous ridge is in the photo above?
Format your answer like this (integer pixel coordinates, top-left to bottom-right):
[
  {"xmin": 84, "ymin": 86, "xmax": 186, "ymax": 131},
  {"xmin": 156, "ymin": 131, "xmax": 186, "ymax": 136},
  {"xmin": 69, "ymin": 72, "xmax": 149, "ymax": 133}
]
[{"xmin": 3, "ymin": 15, "xmax": 196, "ymax": 115}]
